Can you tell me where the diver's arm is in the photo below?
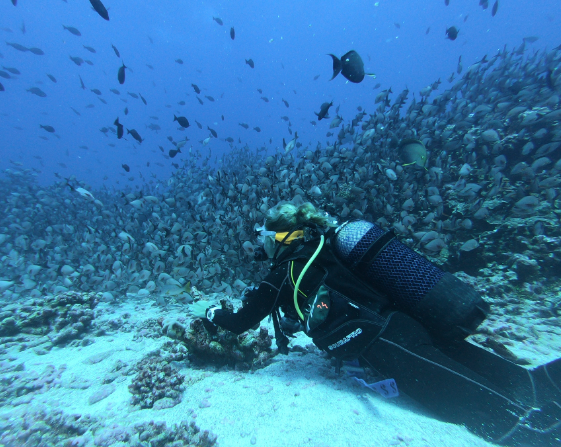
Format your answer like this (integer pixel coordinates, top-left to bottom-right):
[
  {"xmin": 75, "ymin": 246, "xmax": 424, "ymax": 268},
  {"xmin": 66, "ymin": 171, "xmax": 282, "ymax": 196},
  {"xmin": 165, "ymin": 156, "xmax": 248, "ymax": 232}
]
[{"xmin": 205, "ymin": 266, "xmax": 287, "ymax": 335}]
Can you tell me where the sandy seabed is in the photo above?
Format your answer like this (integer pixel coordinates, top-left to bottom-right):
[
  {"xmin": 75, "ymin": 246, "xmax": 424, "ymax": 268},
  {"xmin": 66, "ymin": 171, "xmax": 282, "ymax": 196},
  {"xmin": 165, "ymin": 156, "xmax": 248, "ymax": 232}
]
[{"xmin": 0, "ymin": 295, "xmax": 508, "ymax": 447}]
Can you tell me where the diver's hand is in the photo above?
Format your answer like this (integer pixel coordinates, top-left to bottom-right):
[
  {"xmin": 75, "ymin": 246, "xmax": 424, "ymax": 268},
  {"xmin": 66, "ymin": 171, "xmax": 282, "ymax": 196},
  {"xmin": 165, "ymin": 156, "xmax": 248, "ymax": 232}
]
[{"xmin": 190, "ymin": 300, "xmax": 211, "ymax": 318}]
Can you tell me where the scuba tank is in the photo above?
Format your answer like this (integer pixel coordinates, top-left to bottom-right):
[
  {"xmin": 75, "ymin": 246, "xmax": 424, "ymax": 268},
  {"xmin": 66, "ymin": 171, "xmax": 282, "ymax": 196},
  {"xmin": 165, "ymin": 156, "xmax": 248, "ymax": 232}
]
[{"xmin": 332, "ymin": 220, "xmax": 489, "ymax": 341}]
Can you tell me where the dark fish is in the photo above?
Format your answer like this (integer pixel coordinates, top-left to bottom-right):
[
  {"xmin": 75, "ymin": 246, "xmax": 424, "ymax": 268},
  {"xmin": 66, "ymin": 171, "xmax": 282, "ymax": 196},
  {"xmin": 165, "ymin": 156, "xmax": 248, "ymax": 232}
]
[
  {"xmin": 110, "ymin": 88, "xmax": 120, "ymax": 94},
  {"xmin": 225, "ymin": 137, "xmax": 234, "ymax": 143},
  {"xmin": 118, "ymin": 62, "xmax": 126, "ymax": 84},
  {"xmin": 445, "ymin": 26, "xmax": 459, "ymax": 41},
  {"xmin": 546, "ymin": 69, "xmax": 556, "ymax": 90},
  {"xmin": 83, "ymin": 45, "xmax": 96, "ymax": 53},
  {"xmin": 261, "ymin": 96, "xmax": 269, "ymax": 102},
  {"xmin": 122, "ymin": 164, "xmax": 130, "ymax": 172},
  {"xmin": 310, "ymin": 121, "xmax": 317, "ymax": 126},
  {"xmin": 85, "ymin": 60, "xmax": 94, "ymax": 66},
  {"xmin": 90, "ymin": 88, "xmax": 102, "ymax": 95},
  {"xmin": 139, "ymin": 93, "xmax": 147, "ymax": 105},
  {"xmin": 253, "ymin": 127, "xmax": 261, "ymax": 132},
  {"xmin": 70, "ymin": 56, "xmax": 83, "ymax": 66},
  {"xmin": 63, "ymin": 25, "xmax": 81, "ymax": 36},
  {"xmin": 464, "ymin": 15, "xmax": 469, "ymax": 22},
  {"xmin": 457, "ymin": 55, "xmax": 463, "ymax": 74},
  {"xmin": 178, "ymin": 100, "xmax": 185, "ymax": 105},
  {"xmin": 491, "ymin": 0, "xmax": 498, "ymax": 16},
  {"xmin": 523, "ymin": 36, "xmax": 539, "ymax": 43},
  {"xmin": 213, "ymin": 17, "xmax": 223, "ymax": 26},
  {"xmin": 257, "ymin": 88, "xmax": 262, "ymax": 93},
  {"xmin": 127, "ymin": 92, "xmax": 138, "ymax": 99},
  {"xmin": 426, "ymin": 27, "xmax": 430, "ymax": 34},
  {"xmin": 195, "ymin": 120, "xmax": 202, "ymax": 129},
  {"xmin": 315, "ymin": 101, "xmax": 333, "ymax": 120},
  {"xmin": 205, "ymin": 95, "xmax": 215, "ymax": 102},
  {"xmin": 0, "ymin": 71, "xmax": 10, "ymax": 79},
  {"xmin": 127, "ymin": 129, "xmax": 143, "ymax": 143},
  {"xmin": 0, "ymin": 82, "xmax": 4, "ymax": 92},
  {"xmin": 146, "ymin": 64, "xmax": 153, "ymax": 69},
  {"xmin": 230, "ymin": 27, "xmax": 235, "ymax": 40},
  {"xmin": 238, "ymin": 122, "xmax": 249, "ymax": 129},
  {"xmin": 40, "ymin": 124, "xmax": 55, "ymax": 133},
  {"xmin": 192, "ymin": 84, "xmax": 201, "ymax": 93},
  {"xmin": 2, "ymin": 66, "xmax": 20, "ymax": 75},
  {"xmin": 328, "ymin": 50, "xmax": 372, "ymax": 83},
  {"xmin": 112, "ymin": 45, "xmax": 120, "ymax": 57},
  {"xmin": 70, "ymin": 107, "xmax": 80, "ymax": 115},
  {"xmin": 20, "ymin": 21, "xmax": 25, "ymax": 34},
  {"xmin": 221, "ymin": 115, "xmax": 224, "ymax": 121},
  {"xmin": 282, "ymin": 98, "xmax": 289, "ymax": 108},
  {"xmin": 175, "ymin": 59, "xmax": 183, "ymax": 64},
  {"xmin": 124, "ymin": 107, "xmax": 129, "ymax": 115},
  {"xmin": 394, "ymin": 23, "xmax": 401, "ymax": 29},
  {"xmin": 197, "ymin": 97, "xmax": 203, "ymax": 105},
  {"xmin": 79, "ymin": 75, "xmax": 86, "ymax": 90},
  {"xmin": 169, "ymin": 148, "xmax": 181, "ymax": 158},
  {"xmin": 114, "ymin": 118, "xmax": 124, "ymax": 139},
  {"xmin": 148, "ymin": 36, "xmax": 153, "ymax": 44},
  {"xmin": 86, "ymin": 104, "xmax": 95, "ymax": 108},
  {"xmin": 208, "ymin": 126, "xmax": 217, "ymax": 138},
  {"xmin": 28, "ymin": 47, "xmax": 44, "ymax": 55},
  {"xmin": 174, "ymin": 115, "xmax": 190, "ymax": 128},
  {"xmin": 90, "ymin": 0, "xmax": 109, "ymax": 21},
  {"xmin": 245, "ymin": 58, "xmax": 254, "ymax": 68},
  {"xmin": 399, "ymin": 139, "xmax": 428, "ymax": 168},
  {"xmin": 11, "ymin": 0, "xmax": 16, "ymax": 5},
  {"xmin": 445, "ymin": 0, "xmax": 450, "ymax": 5},
  {"xmin": 27, "ymin": 87, "xmax": 46, "ymax": 97},
  {"xmin": 6, "ymin": 42, "xmax": 28, "ymax": 52},
  {"xmin": 313, "ymin": 74, "xmax": 320, "ymax": 80},
  {"xmin": 480, "ymin": 0, "xmax": 489, "ymax": 10}
]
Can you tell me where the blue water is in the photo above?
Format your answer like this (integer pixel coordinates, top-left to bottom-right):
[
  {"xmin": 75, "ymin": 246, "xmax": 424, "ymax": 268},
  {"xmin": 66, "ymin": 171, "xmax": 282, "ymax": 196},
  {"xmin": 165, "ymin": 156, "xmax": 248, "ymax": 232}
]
[{"xmin": 0, "ymin": 0, "xmax": 558, "ymax": 187}]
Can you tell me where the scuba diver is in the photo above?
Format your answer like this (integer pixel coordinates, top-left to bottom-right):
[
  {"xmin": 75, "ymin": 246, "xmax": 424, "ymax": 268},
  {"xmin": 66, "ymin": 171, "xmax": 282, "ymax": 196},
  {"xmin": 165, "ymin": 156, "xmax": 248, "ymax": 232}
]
[{"xmin": 190, "ymin": 202, "xmax": 561, "ymax": 446}]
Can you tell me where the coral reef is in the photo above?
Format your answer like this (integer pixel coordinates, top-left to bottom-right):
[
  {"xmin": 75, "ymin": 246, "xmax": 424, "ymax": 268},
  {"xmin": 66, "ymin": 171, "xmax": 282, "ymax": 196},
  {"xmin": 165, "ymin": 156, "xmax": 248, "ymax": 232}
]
[
  {"xmin": 0, "ymin": 406, "xmax": 216, "ymax": 447},
  {"xmin": 162, "ymin": 299, "xmax": 276, "ymax": 370},
  {"xmin": 0, "ymin": 291, "xmax": 98, "ymax": 347},
  {"xmin": 128, "ymin": 351, "xmax": 186, "ymax": 409},
  {"xmin": 0, "ymin": 361, "xmax": 65, "ymax": 406},
  {"xmin": 130, "ymin": 420, "xmax": 217, "ymax": 447},
  {"xmin": 454, "ymin": 271, "xmax": 561, "ymax": 367}
]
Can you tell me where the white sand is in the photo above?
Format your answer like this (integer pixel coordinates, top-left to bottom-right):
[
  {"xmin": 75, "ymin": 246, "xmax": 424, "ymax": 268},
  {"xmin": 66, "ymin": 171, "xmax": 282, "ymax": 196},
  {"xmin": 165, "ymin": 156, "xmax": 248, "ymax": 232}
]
[{"xmin": 0, "ymin": 298, "xmax": 499, "ymax": 446}]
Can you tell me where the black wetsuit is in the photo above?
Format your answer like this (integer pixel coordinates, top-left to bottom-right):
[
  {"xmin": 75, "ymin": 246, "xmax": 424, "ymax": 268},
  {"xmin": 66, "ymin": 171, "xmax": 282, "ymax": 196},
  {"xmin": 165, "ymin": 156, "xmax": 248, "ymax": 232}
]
[{"xmin": 206, "ymin": 236, "xmax": 561, "ymax": 446}]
